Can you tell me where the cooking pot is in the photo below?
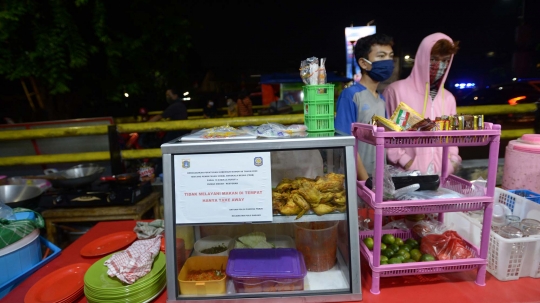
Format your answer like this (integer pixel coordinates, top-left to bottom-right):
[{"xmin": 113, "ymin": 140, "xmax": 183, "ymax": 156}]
[{"xmin": 0, "ymin": 185, "xmax": 43, "ymax": 209}]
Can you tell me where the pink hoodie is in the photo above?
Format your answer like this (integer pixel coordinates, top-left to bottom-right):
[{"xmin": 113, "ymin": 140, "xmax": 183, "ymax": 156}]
[{"xmin": 382, "ymin": 33, "xmax": 462, "ymax": 174}]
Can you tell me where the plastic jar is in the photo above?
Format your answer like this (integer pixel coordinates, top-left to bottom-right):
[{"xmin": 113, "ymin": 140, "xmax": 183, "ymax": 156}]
[{"xmin": 294, "ymin": 221, "xmax": 338, "ymax": 272}]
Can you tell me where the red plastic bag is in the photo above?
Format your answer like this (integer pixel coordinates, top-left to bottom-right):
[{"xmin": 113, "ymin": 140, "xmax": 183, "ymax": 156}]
[{"xmin": 420, "ymin": 230, "xmax": 474, "ymax": 260}]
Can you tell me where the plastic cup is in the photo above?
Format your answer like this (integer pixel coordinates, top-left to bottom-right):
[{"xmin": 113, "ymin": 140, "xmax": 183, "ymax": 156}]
[
  {"xmin": 294, "ymin": 221, "xmax": 338, "ymax": 272},
  {"xmin": 506, "ymin": 215, "xmax": 521, "ymax": 228}
]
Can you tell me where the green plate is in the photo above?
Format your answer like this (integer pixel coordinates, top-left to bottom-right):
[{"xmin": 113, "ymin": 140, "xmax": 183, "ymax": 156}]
[
  {"xmin": 84, "ymin": 252, "xmax": 166, "ymax": 291},
  {"xmin": 85, "ymin": 275, "xmax": 166, "ymax": 302}
]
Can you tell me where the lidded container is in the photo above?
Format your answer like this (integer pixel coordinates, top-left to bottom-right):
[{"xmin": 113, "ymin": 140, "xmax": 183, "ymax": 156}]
[{"xmin": 226, "ymin": 248, "xmax": 307, "ymax": 293}]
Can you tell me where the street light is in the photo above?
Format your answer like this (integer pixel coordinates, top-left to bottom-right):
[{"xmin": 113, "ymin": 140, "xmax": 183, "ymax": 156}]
[{"xmin": 404, "ymin": 55, "xmax": 410, "ymax": 60}]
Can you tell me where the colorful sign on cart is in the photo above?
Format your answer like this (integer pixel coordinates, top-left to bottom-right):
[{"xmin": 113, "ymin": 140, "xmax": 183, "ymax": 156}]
[{"xmin": 174, "ymin": 152, "xmax": 272, "ymax": 224}]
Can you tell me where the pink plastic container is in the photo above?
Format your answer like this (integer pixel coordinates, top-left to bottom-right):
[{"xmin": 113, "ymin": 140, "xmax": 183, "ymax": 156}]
[{"xmin": 503, "ymin": 140, "xmax": 540, "ymax": 193}]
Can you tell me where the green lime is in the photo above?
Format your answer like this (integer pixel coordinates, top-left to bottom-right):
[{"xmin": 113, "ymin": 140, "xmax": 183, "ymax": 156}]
[
  {"xmin": 405, "ymin": 238, "xmax": 418, "ymax": 247},
  {"xmin": 396, "ymin": 249, "xmax": 410, "ymax": 260},
  {"xmin": 380, "ymin": 255, "xmax": 389, "ymax": 262},
  {"xmin": 388, "ymin": 257, "xmax": 402, "ymax": 264},
  {"xmin": 363, "ymin": 237, "xmax": 374, "ymax": 250},
  {"xmin": 410, "ymin": 249, "xmax": 422, "ymax": 262},
  {"xmin": 420, "ymin": 254, "xmax": 436, "ymax": 262},
  {"xmin": 380, "ymin": 243, "xmax": 387, "ymax": 251},
  {"xmin": 401, "ymin": 244, "xmax": 412, "ymax": 252},
  {"xmin": 380, "ymin": 261, "xmax": 388, "ymax": 265},
  {"xmin": 395, "ymin": 255, "xmax": 405, "ymax": 261},
  {"xmin": 394, "ymin": 238, "xmax": 404, "ymax": 246},
  {"xmin": 389, "ymin": 244, "xmax": 400, "ymax": 252},
  {"xmin": 382, "ymin": 234, "xmax": 396, "ymax": 245},
  {"xmin": 403, "ymin": 259, "xmax": 416, "ymax": 263},
  {"xmin": 382, "ymin": 248, "xmax": 395, "ymax": 258}
]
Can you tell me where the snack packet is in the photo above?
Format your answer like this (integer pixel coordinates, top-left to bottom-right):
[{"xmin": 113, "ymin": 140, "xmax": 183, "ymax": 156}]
[
  {"xmin": 390, "ymin": 102, "xmax": 424, "ymax": 130},
  {"xmin": 372, "ymin": 115, "xmax": 402, "ymax": 132},
  {"xmin": 318, "ymin": 58, "xmax": 327, "ymax": 85}
]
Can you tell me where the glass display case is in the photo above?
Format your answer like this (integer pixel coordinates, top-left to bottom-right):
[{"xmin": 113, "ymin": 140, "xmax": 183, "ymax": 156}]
[{"xmin": 161, "ymin": 134, "xmax": 361, "ymax": 302}]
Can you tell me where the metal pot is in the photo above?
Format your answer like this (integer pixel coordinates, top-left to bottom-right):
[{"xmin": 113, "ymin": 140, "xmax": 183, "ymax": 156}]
[{"xmin": 0, "ymin": 185, "xmax": 43, "ymax": 209}]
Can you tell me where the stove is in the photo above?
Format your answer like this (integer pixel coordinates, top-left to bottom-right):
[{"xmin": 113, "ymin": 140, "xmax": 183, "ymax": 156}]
[{"xmin": 39, "ymin": 181, "xmax": 153, "ymax": 208}]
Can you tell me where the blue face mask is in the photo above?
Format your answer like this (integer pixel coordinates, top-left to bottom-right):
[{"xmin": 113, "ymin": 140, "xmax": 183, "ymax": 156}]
[{"xmin": 362, "ymin": 59, "xmax": 394, "ymax": 82}]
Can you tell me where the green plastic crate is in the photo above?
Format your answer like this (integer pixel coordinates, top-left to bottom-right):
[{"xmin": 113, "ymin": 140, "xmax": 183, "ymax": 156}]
[
  {"xmin": 304, "ymin": 114, "xmax": 334, "ymax": 132},
  {"xmin": 307, "ymin": 131, "xmax": 335, "ymax": 137},
  {"xmin": 303, "ymin": 84, "xmax": 335, "ymax": 116},
  {"xmin": 303, "ymin": 84, "xmax": 334, "ymax": 102}
]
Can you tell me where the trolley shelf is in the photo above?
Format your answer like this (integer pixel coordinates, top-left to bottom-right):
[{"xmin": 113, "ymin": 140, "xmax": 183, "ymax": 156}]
[
  {"xmin": 359, "ymin": 230, "xmax": 485, "ymax": 278},
  {"xmin": 352, "ymin": 122, "xmax": 501, "ymax": 148},
  {"xmin": 357, "ymin": 175, "xmax": 491, "ymax": 215}
]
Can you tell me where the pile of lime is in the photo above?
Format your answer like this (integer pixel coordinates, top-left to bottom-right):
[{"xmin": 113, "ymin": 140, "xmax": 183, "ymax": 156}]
[{"xmin": 362, "ymin": 234, "xmax": 435, "ymax": 264}]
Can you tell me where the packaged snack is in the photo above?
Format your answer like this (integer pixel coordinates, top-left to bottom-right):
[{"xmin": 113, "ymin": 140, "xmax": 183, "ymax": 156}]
[
  {"xmin": 372, "ymin": 115, "xmax": 402, "ymax": 132},
  {"xmin": 390, "ymin": 102, "xmax": 424, "ymax": 130},
  {"xmin": 463, "ymin": 115, "xmax": 475, "ymax": 130},
  {"xmin": 408, "ymin": 118, "xmax": 438, "ymax": 131},
  {"xmin": 476, "ymin": 115, "xmax": 484, "ymax": 130}
]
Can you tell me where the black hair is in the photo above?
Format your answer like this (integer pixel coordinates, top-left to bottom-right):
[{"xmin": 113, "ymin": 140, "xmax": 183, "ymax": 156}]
[
  {"xmin": 167, "ymin": 87, "xmax": 179, "ymax": 96},
  {"xmin": 354, "ymin": 33, "xmax": 394, "ymax": 65}
]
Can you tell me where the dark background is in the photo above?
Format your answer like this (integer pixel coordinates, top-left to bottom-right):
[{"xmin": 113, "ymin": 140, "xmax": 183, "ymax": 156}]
[{"xmin": 1, "ymin": 0, "xmax": 539, "ymax": 121}]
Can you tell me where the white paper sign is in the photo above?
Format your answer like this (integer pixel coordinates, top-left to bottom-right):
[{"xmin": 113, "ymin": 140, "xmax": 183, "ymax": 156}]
[{"xmin": 174, "ymin": 152, "xmax": 272, "ymax": 224}]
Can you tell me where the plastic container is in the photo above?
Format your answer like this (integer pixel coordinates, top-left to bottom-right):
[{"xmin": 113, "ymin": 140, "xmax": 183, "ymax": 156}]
[
  {"xmin": 294, "ymin": 221, "xmax": 338, "ymax": 272},
  {"xmin": 446, "ymin": 188, "xmax": 540, "ymax": 281},
  {"xmin": 307, "ymin": 131, "xmax": 334, "ymax": 137},
  {"xmin": 178, "ymin": 256, "xmax": 228, "ymax": 295},
  {"xmin": 226, "ymin": 248, "xmax": 306, "ymax": 293},
  {"xmin": 303, "ymin": 84, "xmax": 335, "ymax": 132},
  {"xmin": 0, "ymin": 229, "xmax": 41, "ymax": 286},
  {"xmin": 503, "ymin": 142, "xmax": 540, "ymax": 193},
  {"xmin": 193, "ymin": 235, "xmax": 233, "ymax": 256},
  {"xmin": 508, "ymin": 189, "xmax": 540, "ymax": 204},
  {"xmin": 176, "ymin": 225, "xmax": 194, "ymax": 259},
  {"xmin": 0, "ymin": 236, "xmax": 61, "ymax": 299}
]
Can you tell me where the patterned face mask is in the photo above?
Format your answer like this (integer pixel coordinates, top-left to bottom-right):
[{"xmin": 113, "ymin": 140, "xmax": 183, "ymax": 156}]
[{"xmin": 429, "ymin": 60, "xmax": 448, "ymax": 84}]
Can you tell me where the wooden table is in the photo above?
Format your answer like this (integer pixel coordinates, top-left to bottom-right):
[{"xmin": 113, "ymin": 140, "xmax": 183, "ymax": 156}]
[{"xmin": 42, "ymin": 191, "xmax": 161, "ymax": 244}]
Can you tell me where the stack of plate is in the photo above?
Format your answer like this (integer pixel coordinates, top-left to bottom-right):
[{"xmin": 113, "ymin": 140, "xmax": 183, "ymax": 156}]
[
  {"xmin": 84, "ymin": 252, "xmax": 166, "ymax": 303},
  {"xmin": 24, "ymin": 263, "xmax": 90, "ymax": 303}
]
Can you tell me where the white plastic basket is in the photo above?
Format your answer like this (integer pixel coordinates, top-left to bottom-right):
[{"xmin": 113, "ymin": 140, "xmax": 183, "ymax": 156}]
[{"xmin": 446, "ymin": 188, "xmax": 540, "ymax": 281}]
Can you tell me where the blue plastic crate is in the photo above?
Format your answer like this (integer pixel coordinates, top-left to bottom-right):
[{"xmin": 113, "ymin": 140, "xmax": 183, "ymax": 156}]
[
  {"xmin": 0, "ymin": 237, "xmax": 61, "ymax": 299},
  {"xmin": 508, "ymin": 189, "xmax": 540, "ymax": 204}
]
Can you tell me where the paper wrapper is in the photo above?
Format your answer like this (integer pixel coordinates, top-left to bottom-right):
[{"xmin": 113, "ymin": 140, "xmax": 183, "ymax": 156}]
[{"xmin": 390, "ymin": 102, "xmax": 424, "ymax": 130}]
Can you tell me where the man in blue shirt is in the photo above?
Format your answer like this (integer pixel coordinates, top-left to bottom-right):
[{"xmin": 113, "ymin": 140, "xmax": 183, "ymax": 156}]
[{"xmin": 335, "ymin": 34, "xmax": 394, "ymax": 180}]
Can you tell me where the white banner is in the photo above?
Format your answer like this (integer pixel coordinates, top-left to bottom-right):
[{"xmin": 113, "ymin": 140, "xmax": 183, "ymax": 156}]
[{"xmin": 174, "ymin": 152, "xmax": 272, "ymax": 224}]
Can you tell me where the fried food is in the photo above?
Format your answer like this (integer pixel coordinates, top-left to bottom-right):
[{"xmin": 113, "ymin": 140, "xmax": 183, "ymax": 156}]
[
  {"xmin": 334, "ymin": 205, "xmax": 347, "ymax": 213},
  {"xmin": 278, "ymin": 200, "xmax": 301, "ymax": 216},
  {"xmin": 315, "ymin": 179, "xmax": 344, "ymax": 193},
  {"xmin": 332, "ymin": 191, "xmax": 346, "ymax": 205},
  {"xmin": 319, "ymin": 192, "xmax": 334, "ymax": 204},
  {"xmin": 297, "ymin": 182, "xmax": 321, "ymax": 207},
  {"xmin": 312, "ymin": 204, "xmax": 335, "ymax": 216},
  {"xmin": 325, "ymin": 173, "xmax": 345, "ymax": 183},
  {"xmin": 272, "ymin": 191, "xmax": 288, "ymax": 210},
  {"xmin": 291, "ymin": 193, "xmax": 310, "ymax": 219},
  {"xmin": 275, "ymin": 178, "xmax": 293, "ymax": 193},
  {"xmin": 274, "ymin": 173, "xmax": 346, "ymax": 218}
]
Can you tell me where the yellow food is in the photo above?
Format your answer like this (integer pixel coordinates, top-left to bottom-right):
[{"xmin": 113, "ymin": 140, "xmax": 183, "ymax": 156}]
[
  {"xmin": 312, "ymin": 204, "xmax": 335, "ymax": 216},
  {"xmin": 291, "ymin": 193, "xmax": 310, "ymax": 219},
  {"xmin": 297, "ymin": 182, "xmax": 321, "ymax": 207}
]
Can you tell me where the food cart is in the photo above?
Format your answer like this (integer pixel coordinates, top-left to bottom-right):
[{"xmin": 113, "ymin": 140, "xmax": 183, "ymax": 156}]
[{"xmin": 161, "ymin": 134, "xmax": 362, "ymax": 302}]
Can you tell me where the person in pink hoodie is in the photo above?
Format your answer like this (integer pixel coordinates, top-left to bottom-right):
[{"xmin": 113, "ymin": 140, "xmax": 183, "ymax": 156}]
[{"xmin": 382, "ymin": 33, "xmax": 462, "ymax": 175}]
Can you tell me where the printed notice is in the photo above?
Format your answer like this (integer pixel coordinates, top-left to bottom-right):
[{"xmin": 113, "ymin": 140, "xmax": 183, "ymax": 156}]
[{"xmin": 173, "ymin": 152, "xmax": 272, "ymax": 224}]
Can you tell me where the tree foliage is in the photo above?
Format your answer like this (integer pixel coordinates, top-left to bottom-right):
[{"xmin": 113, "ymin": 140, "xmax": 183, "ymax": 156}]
[{"xmin": 0, "ymin": 0, "xmax": 190, "ymax": 100}]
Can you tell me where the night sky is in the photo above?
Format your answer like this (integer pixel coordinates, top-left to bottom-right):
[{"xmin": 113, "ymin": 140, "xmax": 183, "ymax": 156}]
[{"xmin": 182, "ymin": 0, "xmax": 535, "ymax": 82}]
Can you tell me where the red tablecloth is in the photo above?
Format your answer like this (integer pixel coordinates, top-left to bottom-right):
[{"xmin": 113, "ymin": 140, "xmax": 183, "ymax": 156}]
[{"xmin": 3, "ymin": 220, "xmax": 540, "ymax": 303}]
